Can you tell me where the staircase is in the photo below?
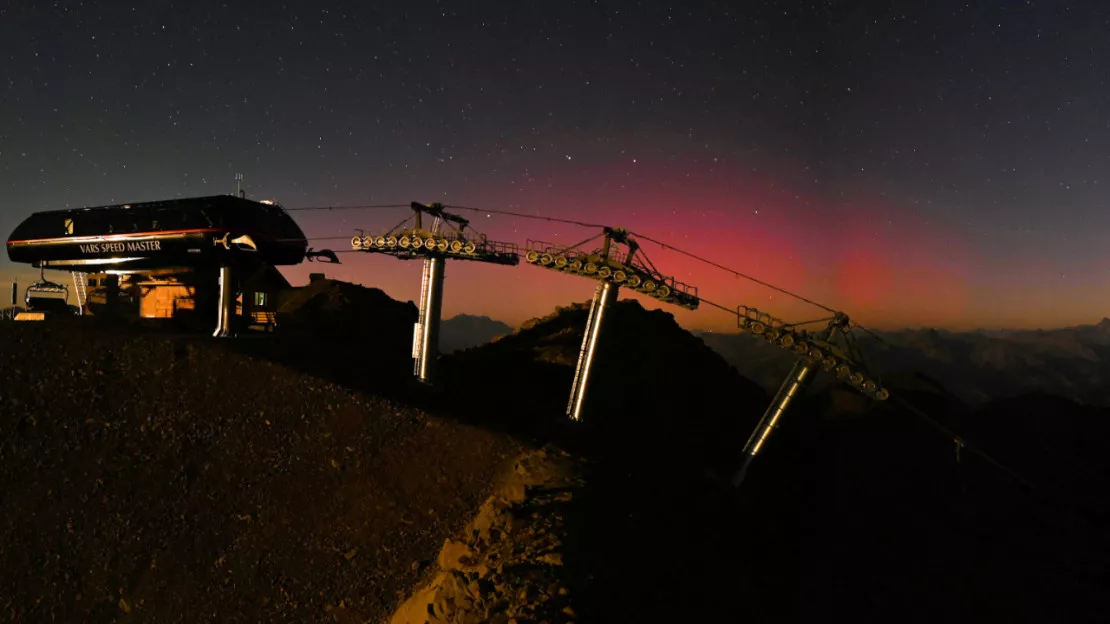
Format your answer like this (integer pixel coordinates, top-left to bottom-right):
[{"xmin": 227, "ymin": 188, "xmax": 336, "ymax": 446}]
[{"xmin": 72, "ymin": 271, "xmax": 87, "ymax": 315}]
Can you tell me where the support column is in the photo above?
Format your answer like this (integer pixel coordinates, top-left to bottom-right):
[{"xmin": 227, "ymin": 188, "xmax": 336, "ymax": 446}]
[
  {"xmin": 567, "ymin": 280, "xmax": 619, "ymax": 421},
  {"xmin": 413, "ymin": 256, "xmax": 445, "ymax": 385},
  {"xmin": 733, "ymin": 323, "xmax": 841, "ymax": 486},
  {"xmin": 213, "ymin": 265, "xmax": 233, "ymax": 338},
  {"xmin": 732, "ymin": 358, "xmax": 819, "ymax": 486}
]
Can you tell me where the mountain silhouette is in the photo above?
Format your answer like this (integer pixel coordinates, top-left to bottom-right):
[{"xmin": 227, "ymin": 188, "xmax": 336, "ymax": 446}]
[
  {"xmin": 442, "ymin": 299, "xmax": 769, "ymax": 469},
  {"xmin": 439, "ymin": 313, "xmax": 512, "ymax": 353}
]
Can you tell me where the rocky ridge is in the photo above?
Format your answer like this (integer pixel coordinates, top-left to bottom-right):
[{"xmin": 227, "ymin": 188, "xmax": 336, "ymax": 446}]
[{"xmin": 390, "ymin": 447, "xmax": 584, "ymax": 624}]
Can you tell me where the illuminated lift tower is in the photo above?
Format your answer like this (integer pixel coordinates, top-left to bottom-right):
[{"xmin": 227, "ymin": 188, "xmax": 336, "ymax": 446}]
[
  {"xmin": 524, "ymin": 227, "xmax": 700, "ymax": 421},
  {"xmin": 352, "ymin": 202, "xmax": 520, "ymax": 385},
  {"xmin": 732, "ymin": 306, "xmax": 889, "ymax": 486}
]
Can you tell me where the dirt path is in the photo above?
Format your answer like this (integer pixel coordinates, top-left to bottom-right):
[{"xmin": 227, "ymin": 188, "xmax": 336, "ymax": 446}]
[{"xmin": 0, "ymin": 322, "xmax": 522, "ymax": 623}]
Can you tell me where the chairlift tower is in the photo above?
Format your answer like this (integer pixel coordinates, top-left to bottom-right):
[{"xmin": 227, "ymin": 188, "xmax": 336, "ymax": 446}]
[
  {"xmin": 523, "ymin": 227, "xmax": 700, "ymax": 421},
  {"xmin": 732, "ymin": 307, "xmax": 888, "ymax": 486},
  {"xmin": 351, "ymin": 202, "xmax": 520, "ymax": 386}
]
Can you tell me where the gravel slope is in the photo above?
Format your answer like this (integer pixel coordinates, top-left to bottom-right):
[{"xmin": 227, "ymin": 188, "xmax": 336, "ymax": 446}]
[{"xmin": 0, "ymin": 321, "xmax": 521, "ymax": 623}]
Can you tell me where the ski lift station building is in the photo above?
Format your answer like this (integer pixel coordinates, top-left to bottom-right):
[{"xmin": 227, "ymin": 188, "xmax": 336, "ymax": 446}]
[{"xmin": 5, "ymin": 195, "xmax": 312, "ymax": 333}]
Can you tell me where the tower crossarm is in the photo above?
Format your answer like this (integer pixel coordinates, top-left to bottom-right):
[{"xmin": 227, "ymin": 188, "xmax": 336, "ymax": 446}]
[
  {"xmin": 737, "ymin": 307, "xmax": 888, "ymax": 401},
  {"xmin": 523, "ymin": 227, "xmax": 700, "ymax": 310},
  {"xmin": 350, "ymin": 202, "xmax": 519, "ymax": 266}
]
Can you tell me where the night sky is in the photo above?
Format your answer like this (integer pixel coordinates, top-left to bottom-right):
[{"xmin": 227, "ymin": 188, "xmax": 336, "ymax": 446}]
[{"xmin": 3, "ymin": 1, "xmax": 1108, "ymax": 331}]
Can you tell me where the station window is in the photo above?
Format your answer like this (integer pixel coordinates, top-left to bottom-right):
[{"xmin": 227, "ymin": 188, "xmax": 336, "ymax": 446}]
[{"xmin": 253, "ymin": 292, "xmax": 268, "ymax": 306}]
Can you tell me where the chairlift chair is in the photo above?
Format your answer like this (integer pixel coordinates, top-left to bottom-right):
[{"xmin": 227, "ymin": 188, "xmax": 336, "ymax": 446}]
[{"xmin": 24, "ymin": 268, "xmax": 72, "ymax": 313}]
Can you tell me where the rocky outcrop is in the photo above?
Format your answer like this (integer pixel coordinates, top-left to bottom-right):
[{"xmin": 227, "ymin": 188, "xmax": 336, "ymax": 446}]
[
  {"xmin": 263, "ymin": 278, "xmax": 420, "ymax": 392},
  {"xmin": 278, "ymin": 278, "xmax": 417, "ymax": 342},
  {"xmin": 390, "ymin": 448, "xmax": 584, "ymax": 624}
]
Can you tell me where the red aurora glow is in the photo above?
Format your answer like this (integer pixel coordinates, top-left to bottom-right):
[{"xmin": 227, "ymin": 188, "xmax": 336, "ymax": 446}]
[{"xmin": 283, "ymin": 155, "xmax": 990, "ymax": 332}]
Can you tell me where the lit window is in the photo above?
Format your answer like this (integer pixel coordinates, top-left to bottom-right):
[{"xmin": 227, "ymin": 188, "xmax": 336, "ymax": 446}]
[{"xmin": 253, "ymin": 292, "xmax": 267, "ymax": 306}]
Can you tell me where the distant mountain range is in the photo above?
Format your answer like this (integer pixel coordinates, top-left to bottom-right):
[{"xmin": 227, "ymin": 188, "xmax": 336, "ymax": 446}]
[
  {"xmin": 698, "ymin": 317, "xmax": 1110, "ymax": 406},
  {"xmin": 439, "ymin": 314, "xmax": 513, "ymax": 353}
]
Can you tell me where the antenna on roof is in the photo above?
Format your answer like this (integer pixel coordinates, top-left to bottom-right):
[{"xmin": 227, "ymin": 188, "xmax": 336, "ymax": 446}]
[{"xmin": 235, "ymin": 173, "xmax": 245, "ymax": 198}]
